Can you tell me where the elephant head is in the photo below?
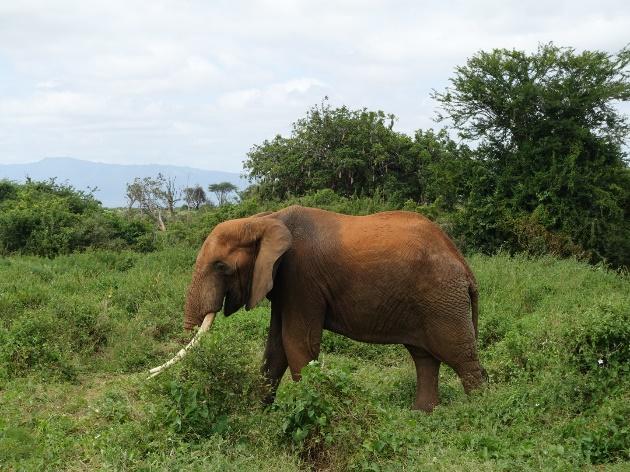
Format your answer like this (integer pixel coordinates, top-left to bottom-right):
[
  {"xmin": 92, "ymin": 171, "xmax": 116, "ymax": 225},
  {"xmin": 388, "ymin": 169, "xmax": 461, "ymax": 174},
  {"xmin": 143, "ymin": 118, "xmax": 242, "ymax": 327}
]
[
  {"xmin": 148, "ymin": 214, "xmax": 292, "ymax": 378},
  {"xmin": 184, "ymin": 215, "xmax": 293, "ymax": 329}
]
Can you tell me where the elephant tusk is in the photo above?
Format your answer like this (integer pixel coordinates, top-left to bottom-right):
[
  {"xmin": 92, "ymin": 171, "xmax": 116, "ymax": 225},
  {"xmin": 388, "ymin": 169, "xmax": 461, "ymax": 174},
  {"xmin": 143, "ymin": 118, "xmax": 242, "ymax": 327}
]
[{"xmin": 147, "ymin": 313, "xmax": 215, "ymax": 379}]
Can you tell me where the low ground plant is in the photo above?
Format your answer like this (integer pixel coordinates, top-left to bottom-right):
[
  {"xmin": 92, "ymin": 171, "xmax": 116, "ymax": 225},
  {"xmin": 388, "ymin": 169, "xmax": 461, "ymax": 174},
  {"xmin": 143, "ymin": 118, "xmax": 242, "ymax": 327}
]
[{"xmin": 0, "ymin": 249, "xmax": 628, "ymax": 470}]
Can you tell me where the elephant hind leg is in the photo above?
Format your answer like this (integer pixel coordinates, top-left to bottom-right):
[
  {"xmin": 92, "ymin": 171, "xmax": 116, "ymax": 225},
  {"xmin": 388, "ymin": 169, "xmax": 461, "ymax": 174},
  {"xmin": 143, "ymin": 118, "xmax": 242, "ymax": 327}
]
[
  {"xmin": 421, "ymin": 292, "xmax": 486, "ymax": 395},
  {"xmin": 405, "ymin": 345, "xmax": 441, "ymax": 412},
  {"xmin": 436, "ymin": 338, "xmax": 485, "ymax": 394}
]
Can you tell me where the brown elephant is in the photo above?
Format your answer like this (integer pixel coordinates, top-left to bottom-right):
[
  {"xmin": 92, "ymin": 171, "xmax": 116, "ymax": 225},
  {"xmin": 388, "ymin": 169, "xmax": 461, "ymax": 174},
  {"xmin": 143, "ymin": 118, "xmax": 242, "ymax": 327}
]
[{"xmin": 179, "ymin": 205, "xmax": 485, "ymax": 412}]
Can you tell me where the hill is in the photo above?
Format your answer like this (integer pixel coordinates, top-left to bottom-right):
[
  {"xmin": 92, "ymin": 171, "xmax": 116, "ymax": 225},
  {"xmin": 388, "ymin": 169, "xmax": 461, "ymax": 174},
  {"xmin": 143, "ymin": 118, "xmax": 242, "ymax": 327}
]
[{"xmin": 0, "ymin": 158, "xmax": 246, "ymax": 207}]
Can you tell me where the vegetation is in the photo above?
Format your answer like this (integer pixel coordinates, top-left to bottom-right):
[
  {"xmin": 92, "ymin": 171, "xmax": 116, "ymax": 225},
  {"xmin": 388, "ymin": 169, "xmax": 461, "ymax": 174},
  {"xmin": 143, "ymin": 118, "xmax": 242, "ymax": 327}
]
[
  {"xmin": 0, "ymin": 247, "xmax": 627, "ymax": 470},
  {"xmin": 244, "ymin": 100, "xmax": 472, "ymax": 208},
  {"xmin": 208, "ymin": 181, "xmax": 238, "ymax": 206},
  {"xmin": 1, "ymin": 43, "xmax": 629, "ymax": 470},
  {"xmin": 434, "ymin": 43, "xmax": 630, "ymax": 268},
  {"xmin": 183, "ymin": 185, "xmax": 208, "ymax": 210},
  {"xmin": 244, "ymin": 45, "xmax": 630, "ymax": 269},
  {"xmin": 0, "ymin": 179, "xmax": 155, "ymax": 257}
]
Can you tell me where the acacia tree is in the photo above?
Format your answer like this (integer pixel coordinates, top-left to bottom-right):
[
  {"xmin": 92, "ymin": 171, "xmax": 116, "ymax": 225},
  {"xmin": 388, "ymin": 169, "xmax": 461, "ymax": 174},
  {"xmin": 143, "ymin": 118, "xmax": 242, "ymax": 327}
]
[
  {"xmin": 434, "ymin": 43, "xmax": 630, "ymax": 266},
  {"xmin": 183, "ymin": 185, "xmax": 207, "ymax": 209},
  {"xmin": 208, "ymin": 182, "xmax": 237, "ymax": 206}
]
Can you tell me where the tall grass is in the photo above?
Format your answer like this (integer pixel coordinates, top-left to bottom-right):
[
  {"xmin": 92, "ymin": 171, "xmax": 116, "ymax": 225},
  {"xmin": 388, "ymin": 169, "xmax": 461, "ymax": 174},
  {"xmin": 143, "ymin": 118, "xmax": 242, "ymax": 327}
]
[{"xmin": 0, "ymin": 248, "xmax": 628, "ymax": 470}]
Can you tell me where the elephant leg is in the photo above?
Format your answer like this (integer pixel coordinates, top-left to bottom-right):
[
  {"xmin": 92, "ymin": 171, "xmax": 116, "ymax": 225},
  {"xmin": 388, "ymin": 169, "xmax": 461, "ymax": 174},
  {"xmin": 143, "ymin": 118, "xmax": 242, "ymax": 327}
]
[
  {"xmin": 422, "ymin": 293, "xmax": 486, "ymax": 395},
  {"xmin": 281, "ymin": 307, "xmax": 324, "ymax": 381},
  {"xmin": 261, "ymin": 306, "xmax": 288, "ymax": 405},
  {"xmin": 427, "ymin": 329, "xmax": 485, "ymax": 394},
  {"xmin": 405, "ymin": 345, "xmax": 441, "ymax": 412},
  {"xmin": 449, "ymin": 340, "xmax": 485, "ymax": 394}
]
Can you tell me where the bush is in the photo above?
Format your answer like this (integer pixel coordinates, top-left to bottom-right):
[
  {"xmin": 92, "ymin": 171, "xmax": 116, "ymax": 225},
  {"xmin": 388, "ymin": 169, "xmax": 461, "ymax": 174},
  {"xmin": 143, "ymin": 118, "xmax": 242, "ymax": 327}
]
[
  {"xmin": 0, "ymin": 313, "xmax": 77, "ymax": 381},
  {"xmin": 566, "ymin": 302, "xmax": 630, "ymax": 397},
  {"xmin": 164, "ymin": 380, "xmax": 229, "ymax": 438},
  {"xmin": 273, "ymin": 361, "xmax": 359, "ymax": 464},
  {"xmin": 0, "ymin": 179, "xmax": 155, "ymax": 257}
]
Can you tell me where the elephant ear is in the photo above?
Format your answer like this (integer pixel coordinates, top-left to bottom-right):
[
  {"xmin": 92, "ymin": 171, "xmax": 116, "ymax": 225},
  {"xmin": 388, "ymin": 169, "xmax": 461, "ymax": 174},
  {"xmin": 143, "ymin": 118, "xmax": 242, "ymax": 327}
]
[{"xmin": 246, "ymin": 218, "xmax": 292, "ymax": 310}]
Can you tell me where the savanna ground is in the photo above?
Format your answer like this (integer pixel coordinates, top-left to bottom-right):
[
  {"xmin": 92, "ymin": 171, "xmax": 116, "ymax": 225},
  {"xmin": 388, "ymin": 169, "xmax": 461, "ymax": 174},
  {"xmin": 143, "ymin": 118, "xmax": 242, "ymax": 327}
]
[{"xmin": 1, "ymin": 247, "xmax": 628, "ymax": 471}]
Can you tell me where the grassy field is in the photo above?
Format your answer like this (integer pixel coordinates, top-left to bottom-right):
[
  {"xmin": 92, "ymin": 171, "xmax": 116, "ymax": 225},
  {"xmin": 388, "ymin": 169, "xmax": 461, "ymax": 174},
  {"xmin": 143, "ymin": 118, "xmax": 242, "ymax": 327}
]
[{"xmin": 0, "ymin": 247, "xmax": 628, "ymax": 470}]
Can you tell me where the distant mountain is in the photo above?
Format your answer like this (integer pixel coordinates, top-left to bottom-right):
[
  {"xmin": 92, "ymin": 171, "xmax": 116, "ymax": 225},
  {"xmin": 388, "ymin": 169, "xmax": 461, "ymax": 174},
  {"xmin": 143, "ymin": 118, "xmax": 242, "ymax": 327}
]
[{"xmin": 0, "ymin": 157, "xmax": 247, "ymax": 208}]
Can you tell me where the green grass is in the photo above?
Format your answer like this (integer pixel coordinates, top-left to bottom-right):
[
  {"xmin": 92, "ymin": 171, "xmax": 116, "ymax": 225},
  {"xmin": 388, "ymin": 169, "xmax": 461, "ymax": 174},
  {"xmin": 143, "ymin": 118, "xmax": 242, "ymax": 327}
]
[{"xmin": 1, "ymin": 248, "xmax": 628, "ymax": 470}]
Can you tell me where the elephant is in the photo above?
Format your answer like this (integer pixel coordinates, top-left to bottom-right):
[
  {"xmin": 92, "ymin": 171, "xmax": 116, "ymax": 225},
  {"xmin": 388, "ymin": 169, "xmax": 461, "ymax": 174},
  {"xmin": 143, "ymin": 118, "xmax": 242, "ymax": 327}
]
[{"xmin": 174, "ymin": 205, "xmax": 485, "ymax": 412}]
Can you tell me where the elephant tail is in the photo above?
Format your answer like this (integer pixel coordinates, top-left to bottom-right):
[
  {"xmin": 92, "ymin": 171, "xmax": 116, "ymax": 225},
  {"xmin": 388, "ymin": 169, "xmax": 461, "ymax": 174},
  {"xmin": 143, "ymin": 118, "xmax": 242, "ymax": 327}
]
[{"xmin": 469, "ymin": 283, "xmax": 479, "ymax": 340}]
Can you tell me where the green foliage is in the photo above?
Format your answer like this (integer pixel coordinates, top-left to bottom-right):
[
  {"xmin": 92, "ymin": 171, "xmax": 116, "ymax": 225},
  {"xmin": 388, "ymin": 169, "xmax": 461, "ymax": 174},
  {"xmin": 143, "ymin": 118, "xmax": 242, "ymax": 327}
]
[
  {"xmin": 244, "ymin": 99, "xmax": 470, "ymax": 207},
  {"xmin": 0, "ymin": 313, "xmax": 77, "ymax": 381},
  {"xmin": 0, "ymin": 250, "xmax": 629, "ymax": 470},
  {"xmin": 567, "ymin": 301, "xmax": 629, "ymax": 396},
  {"xmin": 0, "ymin": 179, "xmax": 155, "ymax": 257},
  {"xmin": 274, "ymin": 361, "xmax": 353, "ymax": 447},
  {"xmin": 164, "ymin": 380, "xmax": 229, "ymax": 438},
  {"xmin": 435, "ymin": 43, "xmax": 630, "ymax": 268}
]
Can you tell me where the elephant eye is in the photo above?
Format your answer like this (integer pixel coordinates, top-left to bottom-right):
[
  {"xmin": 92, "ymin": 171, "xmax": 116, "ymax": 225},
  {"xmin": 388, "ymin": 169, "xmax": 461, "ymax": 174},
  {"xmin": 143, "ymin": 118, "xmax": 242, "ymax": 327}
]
[
  {"xmin": 213, "ymin": 261, "xmax": 234, "ymax": 274},
  {"xmin": 213, "ymin": 261, "xmax": 228, "ymax": 272}
]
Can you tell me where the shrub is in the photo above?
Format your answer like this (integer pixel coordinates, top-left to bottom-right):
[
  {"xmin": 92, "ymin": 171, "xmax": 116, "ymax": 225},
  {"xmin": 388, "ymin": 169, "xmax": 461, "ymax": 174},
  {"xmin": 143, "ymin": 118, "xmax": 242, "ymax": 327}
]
[
  {"xmin": 0, "ymin": 179, "xmax": 155, "ymax": 257},
  {"xmin": 566, "ymin": 302, "xmax": 630, "ymax": 398},
  {"xmin": 0, "ymin": 313, "xmax": 76, "ymax": 381},
  {"xmin": 273, "ymin": 361, "xmax": 357, "ymax": 463}
]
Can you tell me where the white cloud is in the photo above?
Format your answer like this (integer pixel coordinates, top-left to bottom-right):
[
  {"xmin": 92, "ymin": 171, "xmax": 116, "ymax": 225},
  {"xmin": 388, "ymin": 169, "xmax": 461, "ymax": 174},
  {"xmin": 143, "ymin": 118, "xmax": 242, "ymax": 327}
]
[
  {"xmin": 218, "ymin": 78, "xmax": 326, "ymax": 110},
  {"xmin": 0, "ymin": 0, "xmax": 628, "ymax": 170}
]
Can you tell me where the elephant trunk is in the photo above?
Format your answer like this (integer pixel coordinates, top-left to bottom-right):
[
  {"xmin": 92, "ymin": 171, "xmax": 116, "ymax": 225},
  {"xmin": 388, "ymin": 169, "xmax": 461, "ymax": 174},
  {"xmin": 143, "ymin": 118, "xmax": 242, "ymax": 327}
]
[{"xmin": 183, "ymin": 270, "xmax": 224, "ymax": 330}]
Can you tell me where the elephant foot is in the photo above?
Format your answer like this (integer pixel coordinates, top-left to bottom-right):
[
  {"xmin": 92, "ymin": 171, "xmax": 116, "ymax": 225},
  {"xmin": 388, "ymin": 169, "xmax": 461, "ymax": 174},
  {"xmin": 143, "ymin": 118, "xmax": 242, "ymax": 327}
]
[
  {"xmin": 460, "ymin": 368, "xmax": 486, "ymax": 394},
  {"xmin": 412, "ymin": 397, "xmax": 439, "ymax": 413}
]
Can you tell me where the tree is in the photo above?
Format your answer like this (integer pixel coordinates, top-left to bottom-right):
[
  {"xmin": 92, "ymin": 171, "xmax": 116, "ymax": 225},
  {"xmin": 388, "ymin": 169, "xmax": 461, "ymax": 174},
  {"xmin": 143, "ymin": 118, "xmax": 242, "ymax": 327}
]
[
  {"xmin": 158, "ymin": 173, "xmax": 180, "ymax": 215},
  {"xmin": 126, "ymin": 176, "xmax": 167, "ymax": 230},
  {"xmin": 434, "ymin": 43, "xmax": 630, "ymax": 267},
  {"xmin": 183, "ymin": 185, "xmax": 207, "ymax": 209},
  {"xmin": 208, "ymin": 182, "xmax": 237, "ymax": 206},
  {"xmin": 244, "ymin": 99, "xmax": 470, "ymax": 206},
  {"xmin": 245, "ymin": 100, "xmax": 409, "ymax": 201}
]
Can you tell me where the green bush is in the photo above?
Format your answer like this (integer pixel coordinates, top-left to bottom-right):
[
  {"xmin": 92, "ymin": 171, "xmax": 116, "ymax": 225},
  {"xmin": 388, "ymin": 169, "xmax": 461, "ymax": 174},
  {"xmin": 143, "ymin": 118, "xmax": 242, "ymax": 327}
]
[
  {"xmin": 273, "ymin": 360, "xmax": 363, "ymax": 466},
  {"xmin": 0, "ymin": 179, "xmax": 155, "ymax": 257},
  {"xmin": 566, "ymin": 302, "xmax": 630, "ymax": 397},
  {"xmin": 0, "ymin": 313, "xmax": 76, "ymax": 381},
  {"xmin": 164, "ymin": 380, "xmax": 229, "ymax": 438}
]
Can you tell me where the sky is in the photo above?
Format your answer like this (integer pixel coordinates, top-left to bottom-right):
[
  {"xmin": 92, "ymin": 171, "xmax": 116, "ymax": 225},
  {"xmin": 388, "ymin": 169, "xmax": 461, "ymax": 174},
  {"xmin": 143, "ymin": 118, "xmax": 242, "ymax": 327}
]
[{"xmin": 0, "ymin": 1, "xmax": 628, "ymax": 172}]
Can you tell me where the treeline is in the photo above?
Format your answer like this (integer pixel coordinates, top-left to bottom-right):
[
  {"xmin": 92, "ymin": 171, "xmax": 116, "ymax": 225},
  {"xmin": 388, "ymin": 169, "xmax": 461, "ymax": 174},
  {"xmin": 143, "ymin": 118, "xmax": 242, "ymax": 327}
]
[
  {"xmin": 1, "ymin": 44, "xmax": 628, "ymax": 268},
  {"xmin": 245, "ymin": 44, "xmax": 630, "ymax": 268},
  {"xmin": 125, "ymin": 174, "xmax": 238, "ymax": 230},
  {"xmin": 0, "ymin": 177, "xmax": 241, "ymax": 257}
]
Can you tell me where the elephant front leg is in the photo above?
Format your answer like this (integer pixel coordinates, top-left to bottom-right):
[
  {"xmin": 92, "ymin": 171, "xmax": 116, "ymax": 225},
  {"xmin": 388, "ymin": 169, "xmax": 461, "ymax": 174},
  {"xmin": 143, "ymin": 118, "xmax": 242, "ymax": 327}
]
[
  {"xmin": 281, "ymin": 307, "xmax": 324, "ymax": 381},
  {"xmin": 261, "ymin": 307, "xmax": 288, "ymax": 405}
]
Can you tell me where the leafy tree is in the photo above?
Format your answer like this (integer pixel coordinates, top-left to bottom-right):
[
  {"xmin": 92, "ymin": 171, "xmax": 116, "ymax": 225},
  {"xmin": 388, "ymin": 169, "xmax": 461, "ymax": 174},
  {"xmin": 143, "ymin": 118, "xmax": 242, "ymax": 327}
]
[
  {"xmin": 434, "ymin": 43, "xmax": 630, "ymax": 267},
  {"xmin": 183, "ymin": 185, "xmax": 207, "ymax": 209},
  {"xmin": 208, "ymin": 182, "xmax": 238, "ymax": 206},
  {"xmin": 245, "ymin": 100, "xmax": 394, "ymax": 199},
  {"xmin": 126, "ymin": 176, "xmax": 171, "ymax": 230},
  {"xmin": 414, "ymin": 129, "xmax": 474, "ymax": 210},
  {"xmin": 245, "ymin": 100, "xmax": 470, "ymax": 206}
]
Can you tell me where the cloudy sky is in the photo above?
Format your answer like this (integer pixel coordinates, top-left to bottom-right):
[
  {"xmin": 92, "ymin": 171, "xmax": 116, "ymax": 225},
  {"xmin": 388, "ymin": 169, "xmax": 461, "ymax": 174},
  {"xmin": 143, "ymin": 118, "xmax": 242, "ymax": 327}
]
[{"xmin": 1, "ymin": 1, "xmax": 628, "ymax": 172}]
